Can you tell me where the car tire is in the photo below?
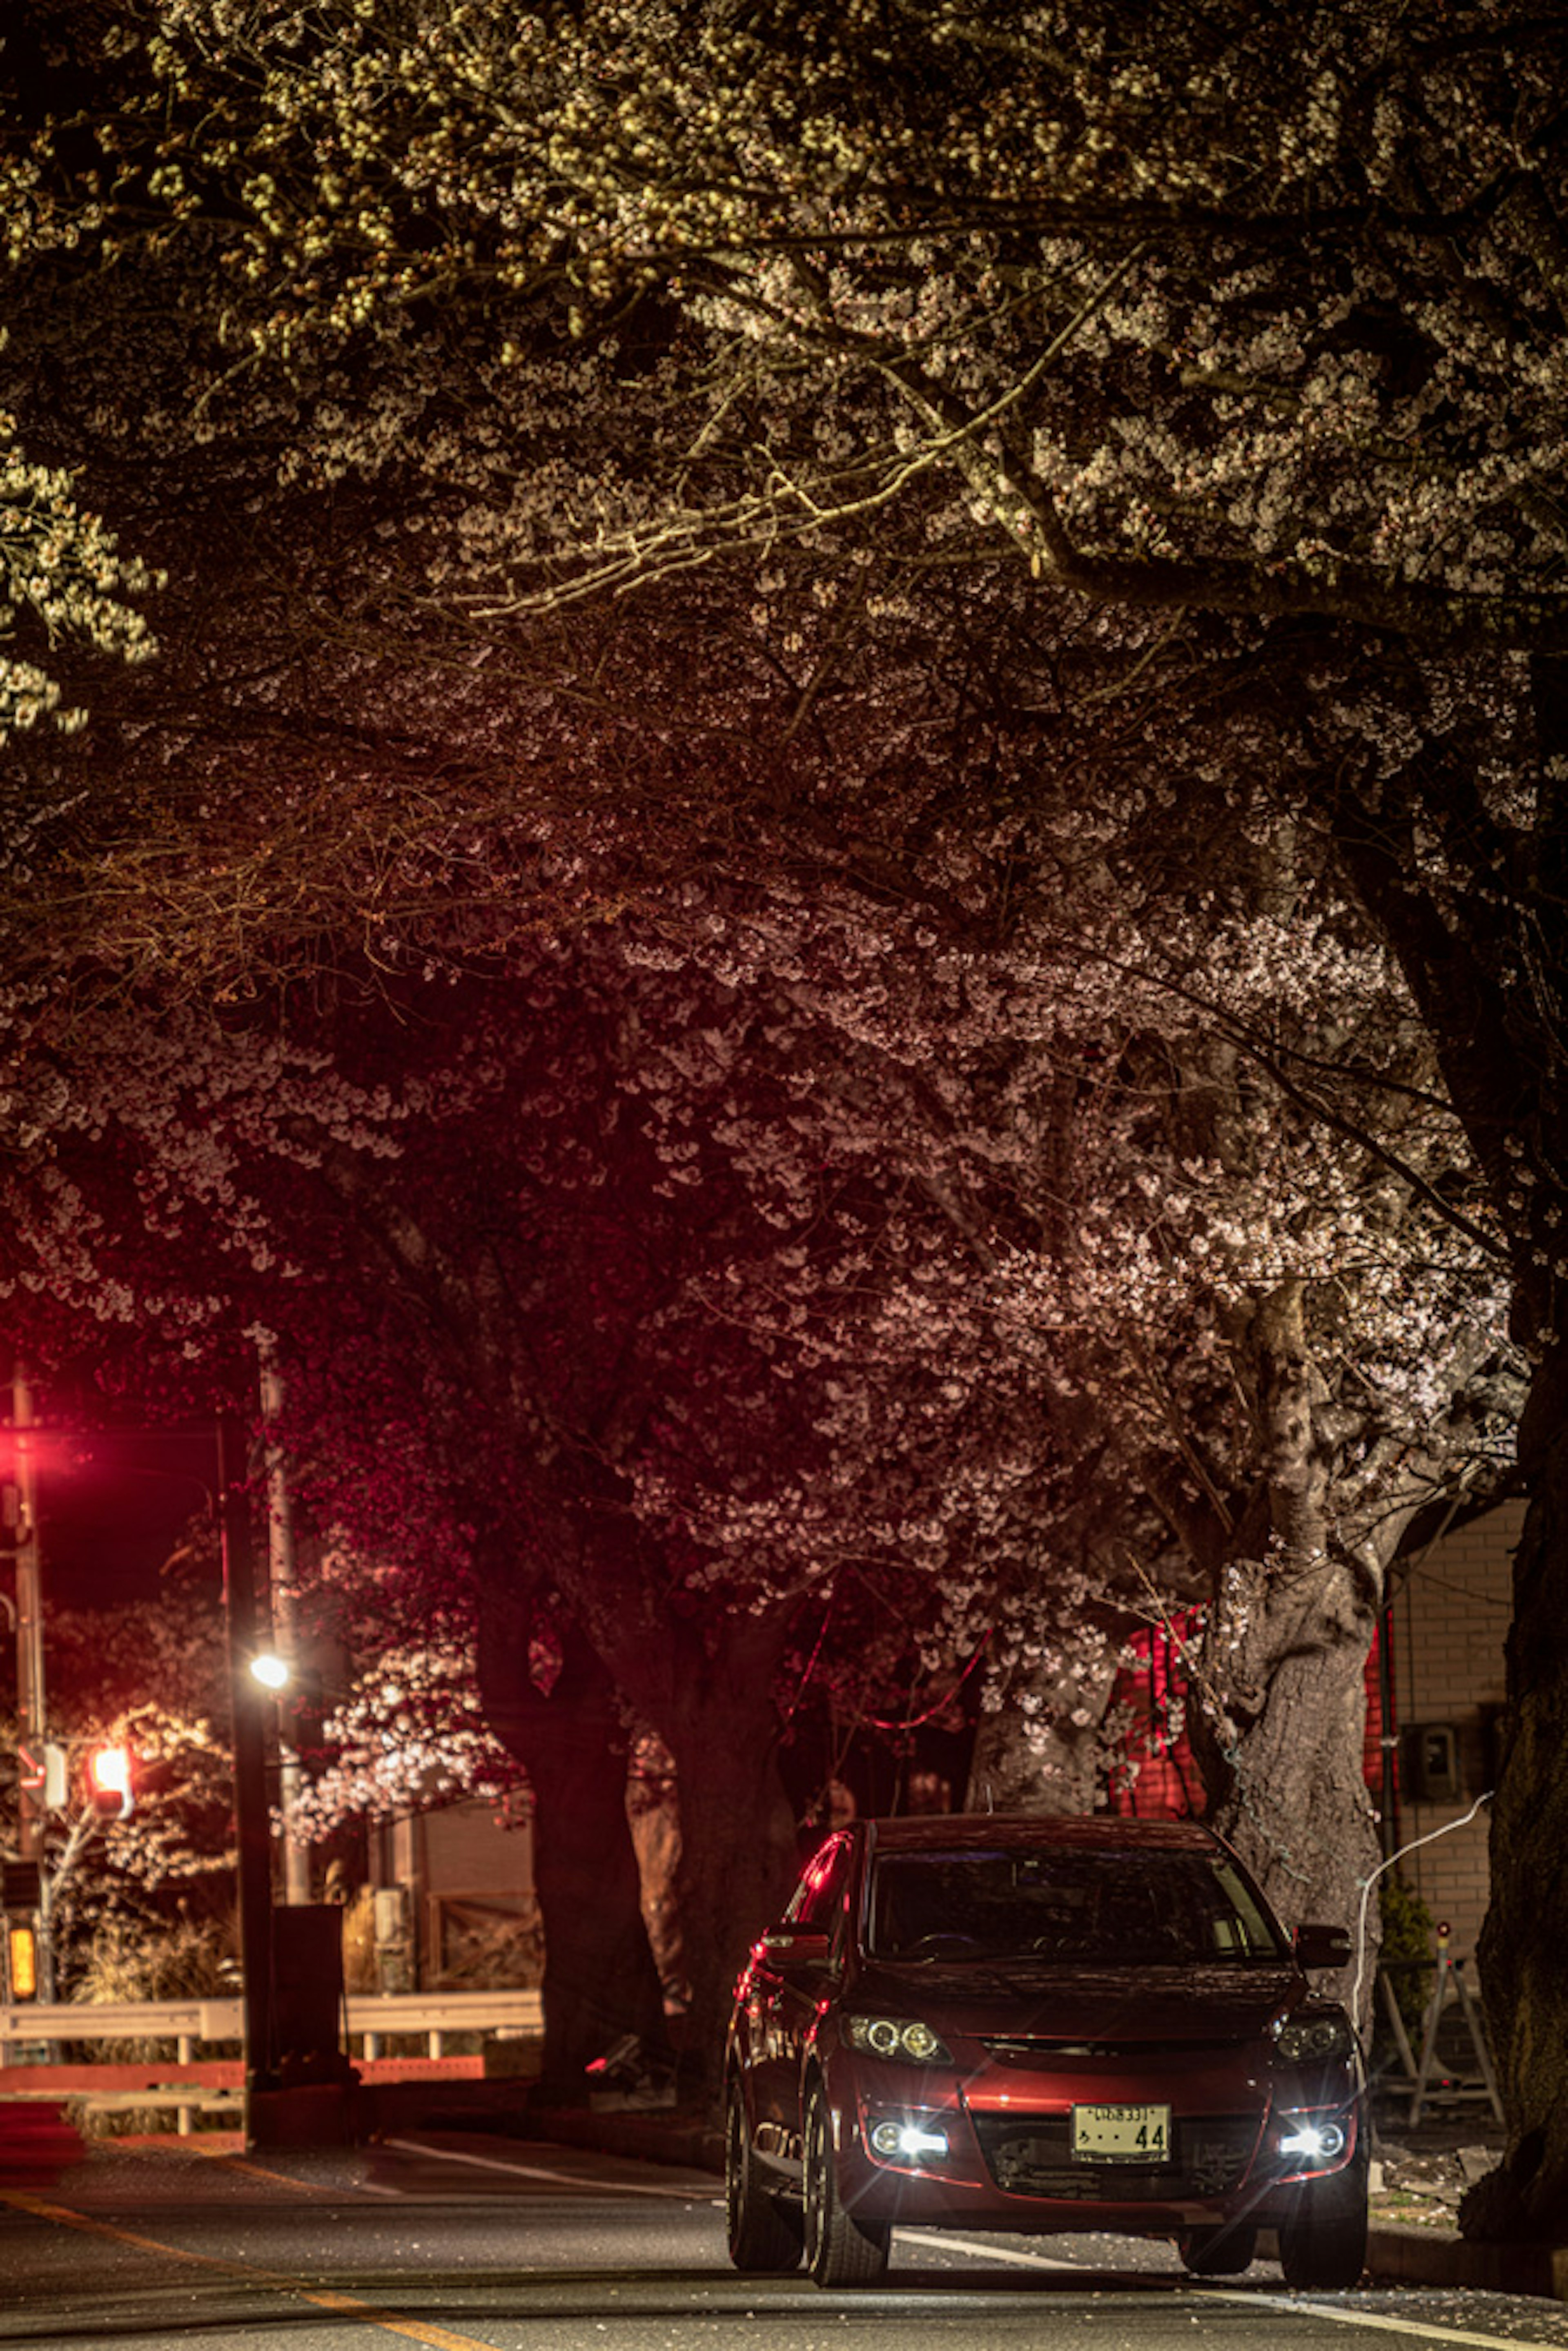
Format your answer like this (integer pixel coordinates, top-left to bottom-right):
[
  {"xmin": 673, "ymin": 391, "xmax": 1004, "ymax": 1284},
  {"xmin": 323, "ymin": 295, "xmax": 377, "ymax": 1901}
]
[
  {"xmin": 725, "ymin": 2081, "xmax": 804, "ymax": 2272},
  {"xmin": 1178, "ymin": 2222, "xmax": 1258, "ymax": 2276},
  {"xmin": 803, "ymin": 2087, "xmax": 890, "ymax": 2289},
  {"xmin": 1277, "ymin": 2150, "xmax": 1370, "ymax": 2291}
]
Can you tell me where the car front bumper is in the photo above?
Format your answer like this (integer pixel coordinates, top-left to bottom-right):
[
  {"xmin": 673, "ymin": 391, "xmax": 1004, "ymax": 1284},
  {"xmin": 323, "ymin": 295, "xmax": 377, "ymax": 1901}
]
[{"xmin": 831, "ymin": 2060, "xmax": 1363, "ymax": 2236}]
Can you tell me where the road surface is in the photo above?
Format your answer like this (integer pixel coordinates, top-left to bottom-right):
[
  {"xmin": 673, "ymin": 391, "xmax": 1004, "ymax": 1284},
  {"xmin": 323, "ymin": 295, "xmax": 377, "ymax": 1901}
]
[{"xmin": 2, "ymin": 2130, "xmax": 1565, "ymax": 2351}]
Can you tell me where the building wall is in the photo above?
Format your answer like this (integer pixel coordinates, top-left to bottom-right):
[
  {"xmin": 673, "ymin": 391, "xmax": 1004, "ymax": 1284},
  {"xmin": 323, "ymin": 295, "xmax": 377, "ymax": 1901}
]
[
  {"xmin": 1387, "ymin": 1499, "xmax": 1519, "ymax": 1966},
  {"xmin": 378, "ymin": 1797, "xmax": 538, "ymax": 1988}
]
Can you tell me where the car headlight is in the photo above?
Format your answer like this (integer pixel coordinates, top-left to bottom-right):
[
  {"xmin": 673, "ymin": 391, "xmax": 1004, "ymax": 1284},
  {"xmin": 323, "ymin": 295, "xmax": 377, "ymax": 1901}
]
[
  {"xmin": 846, "ymin": 2015, "xmax": 953, "ymax": 2064},
  {"xmin": 1275, "ymin": 2014, "xmax": 1354, "ymax": 2063},
  {"xmin": 1277, "ymin": 2117, "xmax": 1349, "ymax": 2164}
]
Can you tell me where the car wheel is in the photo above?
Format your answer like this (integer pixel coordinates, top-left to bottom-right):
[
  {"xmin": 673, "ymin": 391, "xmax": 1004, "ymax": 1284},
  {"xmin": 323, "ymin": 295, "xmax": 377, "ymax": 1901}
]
[
  {"xmin": 803, "ymin": 2086, "xmax": 890, "ymax": 2289},
  {"xmin": 725, "ymin": 2081, "xmax": 803, "ymax": 2272},
  {"xmin": 1277, "ymin": 2150, "xmax": 1369, "ymax": 2291},
  {"xmin": 1178, "ymin": 2222, "xmax": 1258, "ymax": 2276}
]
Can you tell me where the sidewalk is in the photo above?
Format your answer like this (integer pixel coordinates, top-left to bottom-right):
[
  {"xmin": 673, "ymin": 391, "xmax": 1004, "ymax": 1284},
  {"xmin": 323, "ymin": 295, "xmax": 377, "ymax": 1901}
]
[{"xmin": 1361, "ymin": 2114, "xmax": 1568, "ymax": 2299}]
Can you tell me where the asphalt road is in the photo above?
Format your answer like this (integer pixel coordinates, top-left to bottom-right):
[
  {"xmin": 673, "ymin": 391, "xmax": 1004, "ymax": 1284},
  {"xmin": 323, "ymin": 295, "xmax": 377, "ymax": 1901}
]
[{"xmin": 3, "ymin": 2131, "xmax": 1567, "ymax": 2351}]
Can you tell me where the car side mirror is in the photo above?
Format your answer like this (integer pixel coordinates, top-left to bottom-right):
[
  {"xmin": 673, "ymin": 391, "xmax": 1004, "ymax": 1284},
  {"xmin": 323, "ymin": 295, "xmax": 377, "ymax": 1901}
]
[
  {"xmin": 1294, "ymin": 1923, "xmax": 1352, "ymax": 1970},
  {"xmin": 760, "ymin": 1924, "xmax": 833, "ymax": 1965}
]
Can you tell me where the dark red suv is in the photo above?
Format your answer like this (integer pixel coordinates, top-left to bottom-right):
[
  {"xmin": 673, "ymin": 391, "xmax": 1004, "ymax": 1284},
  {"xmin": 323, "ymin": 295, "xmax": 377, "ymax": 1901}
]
[{"xmin": 725, "ymin": 1814, "xmax": 1366, "ymax": 2290}]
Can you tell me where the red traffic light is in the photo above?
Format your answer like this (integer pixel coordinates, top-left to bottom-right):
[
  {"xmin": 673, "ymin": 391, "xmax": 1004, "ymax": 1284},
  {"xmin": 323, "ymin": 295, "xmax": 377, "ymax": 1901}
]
[{"xmin": 87, "ymin": 1744, "xmax": 134, "ymax": 1821}]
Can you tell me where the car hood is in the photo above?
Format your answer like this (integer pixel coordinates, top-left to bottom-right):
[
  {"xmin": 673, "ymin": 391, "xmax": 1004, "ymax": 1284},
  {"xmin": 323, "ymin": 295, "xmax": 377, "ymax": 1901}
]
[{"xmin": 848, "ymin": 1960, "xmax": 1303, "ymax": 2046}]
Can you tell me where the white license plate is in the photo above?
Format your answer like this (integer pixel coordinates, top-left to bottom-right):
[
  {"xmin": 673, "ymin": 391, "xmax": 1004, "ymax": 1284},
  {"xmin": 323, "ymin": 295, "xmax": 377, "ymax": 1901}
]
[{"xmin": 1071, "ymin": 2103, "xmax": 1172, "ymax": 2161}]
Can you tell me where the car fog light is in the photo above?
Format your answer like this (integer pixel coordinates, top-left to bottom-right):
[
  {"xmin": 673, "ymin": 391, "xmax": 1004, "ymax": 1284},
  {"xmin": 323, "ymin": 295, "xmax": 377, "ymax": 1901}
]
[
  {"xmin": 869, "ymin": 2118, "xmax": 949, "ymax": 2161},
  {"xmin": 1278, "ymin": 2119, "xmax": 1346, "ymax": 2163}
]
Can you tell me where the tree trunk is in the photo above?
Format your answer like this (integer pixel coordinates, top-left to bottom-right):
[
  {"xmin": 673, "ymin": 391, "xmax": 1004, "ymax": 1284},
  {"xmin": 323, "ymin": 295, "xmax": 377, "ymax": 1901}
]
[
  {"xmin": 1467, "ymin": 1374, "xmax": 1568, "ymax": 2242},
  {"xmin": 1188, "ymin": 1283, "xmax": 1383, "ymax": 2021},
  {"xmin": 1192, "ymin": 1550, "xmax": 1381, "ymax": 2020},
  {"xmin": 477, "ymin": 1594, "xmax": 670, "ymax": 2102},
  {"xmin": 652, "ymin": 1616, "xmax": 802, "ymax": 2103}
]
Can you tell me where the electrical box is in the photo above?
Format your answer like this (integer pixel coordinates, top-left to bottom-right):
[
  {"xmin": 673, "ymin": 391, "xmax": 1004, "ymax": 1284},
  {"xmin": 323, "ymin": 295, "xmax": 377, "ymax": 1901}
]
[
  {"xmin": 1, "ymin": 1857, "xmax": 42, "ymax": 1911},
  {"xmin": 18, "ymin": 1740, "xmax": 67, "ymax": 1810},
  {"xmin": 1403, "ymin": 1722, "xmax": 1463, "ymax": 1804}
]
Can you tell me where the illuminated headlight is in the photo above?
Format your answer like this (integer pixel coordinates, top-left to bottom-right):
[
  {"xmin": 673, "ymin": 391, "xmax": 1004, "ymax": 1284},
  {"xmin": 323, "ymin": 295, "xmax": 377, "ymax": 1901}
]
[
  {"xmin": 846, "ymin": 2016, "xmax": 953, "ymax": 2064},
  {"xmin": 1275, "ymin": 2015, "xmax": 1354, "ymax": 2063},
  {"xmin": 1278, "ymin": 2119, "xmax": 1348, "ymax": 2164},
  {"xmin": 869, "ymin": 2117, "xmax": 950, "ymax": 2161}
]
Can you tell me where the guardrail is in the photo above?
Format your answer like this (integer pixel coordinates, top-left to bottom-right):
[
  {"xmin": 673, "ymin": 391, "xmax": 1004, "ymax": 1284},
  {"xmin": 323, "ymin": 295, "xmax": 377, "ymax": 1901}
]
[
  {"xmin": 2, "ymin": 1987, "xmax": 542, "ymax": 2059},
  {"xmin": 0, "ymin": 1988, "xmax": 543, "ymax": 2132}
]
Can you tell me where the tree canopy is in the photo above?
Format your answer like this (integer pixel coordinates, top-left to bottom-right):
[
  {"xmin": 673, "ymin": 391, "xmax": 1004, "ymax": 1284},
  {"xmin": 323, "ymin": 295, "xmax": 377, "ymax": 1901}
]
[{"xmin": 4, "ymin": 0, "xmax": 1566, "ymax": 2211}]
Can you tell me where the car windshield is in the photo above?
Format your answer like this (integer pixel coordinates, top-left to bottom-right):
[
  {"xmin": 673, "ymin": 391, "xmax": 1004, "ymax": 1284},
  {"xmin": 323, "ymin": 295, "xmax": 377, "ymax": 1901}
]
[{"xmin": 866, "ymin": 1845, "xmax": 1290, "ymax": 1966}]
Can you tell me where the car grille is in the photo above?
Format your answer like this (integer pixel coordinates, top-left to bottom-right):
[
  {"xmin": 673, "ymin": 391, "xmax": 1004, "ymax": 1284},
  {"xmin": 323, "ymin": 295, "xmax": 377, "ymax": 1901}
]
[
  {"xmin": 971, "ymin": 2112, "xmax": 1261, "ymax": 2201},
  {"xmin": 980, "ymin": 2036, "xmax": 1246, "ymax": 2061}
]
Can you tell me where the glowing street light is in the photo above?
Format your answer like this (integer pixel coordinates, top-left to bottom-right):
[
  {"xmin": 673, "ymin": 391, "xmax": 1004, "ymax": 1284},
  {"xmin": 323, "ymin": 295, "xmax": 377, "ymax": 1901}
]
[{"xmin": 86, "ymin": 1744, "xmax": 134, "ymax": 1821}]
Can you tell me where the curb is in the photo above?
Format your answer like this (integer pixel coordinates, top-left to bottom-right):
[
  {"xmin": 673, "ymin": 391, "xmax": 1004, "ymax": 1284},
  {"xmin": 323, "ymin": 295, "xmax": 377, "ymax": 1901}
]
[
  {"xmin": 1364, "ymin": 2224, "xmax": 1568, "ymax": 2302},
  {"xmin": 527, "ymin": 2104, "xmax": 724, "ymax": 2176}
]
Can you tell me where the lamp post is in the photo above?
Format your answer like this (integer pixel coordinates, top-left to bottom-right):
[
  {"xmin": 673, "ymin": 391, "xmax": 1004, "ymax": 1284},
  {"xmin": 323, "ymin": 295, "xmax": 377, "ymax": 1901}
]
[
  {"xmin": 217, "ymin": 1411, "xmax": 277, "ymax": 2130},
  {"xmin": 258, "ymin": 1335, "xmax": 312, "ymax": 1905}
]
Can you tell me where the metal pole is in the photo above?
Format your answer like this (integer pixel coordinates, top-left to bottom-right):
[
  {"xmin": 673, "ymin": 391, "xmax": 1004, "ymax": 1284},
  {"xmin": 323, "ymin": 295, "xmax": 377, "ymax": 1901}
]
[
  {"xmin": 218, "ymin": 1411, "xmax": 276, "ymax": 2127},
  {"xmin": 258, "ymin": 1337, "xmax": 312, "ymax": 1905},
  {"xmin": 12, "ymin": 1362, "xmax": 53, "ymax": 1999},
  {"xmin": 13, "ymin": 1366, "xmax": 44, "ymax": 1861}
]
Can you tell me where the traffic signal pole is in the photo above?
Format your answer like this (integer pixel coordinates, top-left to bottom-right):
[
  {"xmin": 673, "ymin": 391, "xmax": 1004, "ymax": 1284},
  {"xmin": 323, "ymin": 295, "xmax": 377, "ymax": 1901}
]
[{"xmin": 218, "ymin": 1411, "xmax": 278, "ymax": 2128}]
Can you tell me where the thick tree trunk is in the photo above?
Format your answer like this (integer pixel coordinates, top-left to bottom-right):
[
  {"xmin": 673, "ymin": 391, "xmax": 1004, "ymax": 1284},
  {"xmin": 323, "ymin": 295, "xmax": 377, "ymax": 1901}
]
[
  {"xmin": 1192, "ymin": 1551, "xmax": 1381, "ymax": 2019},
  {"xmin": 1189, "ymin": 1284, "xmax": 1383, "ymax": 2021},
  {"xmin": 652, "ymin": 1617, "xmax": 801, "ymax": 2103},
  {"xmin": 1467, "ymin": 1373, "xmax": 1568, "ymax": 2242},
  {"xmin": 477, "ymin": 1595, "xmax": 670, "ymax": 2102}
]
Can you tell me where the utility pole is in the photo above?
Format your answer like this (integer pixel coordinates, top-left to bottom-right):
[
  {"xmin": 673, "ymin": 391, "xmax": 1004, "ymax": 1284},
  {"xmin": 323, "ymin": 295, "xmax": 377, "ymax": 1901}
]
[
  {"xmin": 11, "ymin": 1360, "xmax": 53, "ymax": 1999},
  {"xmin": 259, "ymin": 1337, "xmax": 312, "ymax": 1905},
  {"xmin": 218, "ymin": 1411, "xmax": 276, "ymax": 2129},
  {"xmin": 12, "ymin": 1367, "xmax": 44, "ymax": 1863}
]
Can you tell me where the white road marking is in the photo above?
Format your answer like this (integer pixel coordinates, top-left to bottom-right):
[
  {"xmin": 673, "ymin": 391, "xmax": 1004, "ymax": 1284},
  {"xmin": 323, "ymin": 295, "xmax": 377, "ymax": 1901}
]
[
  {"xmin": 898, "ymin": 2228, "xmax": 1079, "ymax": 2271},
  {"xmin": 383, "ymin": 2137, "xmax": 711, "ymax": 2200},
  {"xmin": 902, "ymin": 2229, "xmax": 1561, "ymax": 2349},
  {"xmin": 1205, "ymin": 2287, "xmax": 1562, "ymax": 2350}
]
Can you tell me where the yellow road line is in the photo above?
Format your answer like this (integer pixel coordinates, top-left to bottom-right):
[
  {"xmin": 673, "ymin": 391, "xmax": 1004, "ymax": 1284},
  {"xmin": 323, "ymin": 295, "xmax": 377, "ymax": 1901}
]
[
  {"xmin": 0, "ymin": 2188, "xmax": 502, "ymax": 2351},
  {"xmin": 178, "ymin": 2145, "xmax": 333, "ymax": 2193}
]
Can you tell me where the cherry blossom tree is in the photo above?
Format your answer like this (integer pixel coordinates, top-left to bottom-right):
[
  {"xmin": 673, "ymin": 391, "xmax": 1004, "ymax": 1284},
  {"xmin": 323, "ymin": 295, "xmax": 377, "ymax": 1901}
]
[
  {"xmin": 24, "ymin": 0, "xmax": 1549, "ymax": 2217},
  {"xmin": 1, "ymin": 0, "xmax": 1557, "ymax": 2179},
  {"xmin": 0, "ymin": 737, "xmax": 1513, "ymax": 2078}
]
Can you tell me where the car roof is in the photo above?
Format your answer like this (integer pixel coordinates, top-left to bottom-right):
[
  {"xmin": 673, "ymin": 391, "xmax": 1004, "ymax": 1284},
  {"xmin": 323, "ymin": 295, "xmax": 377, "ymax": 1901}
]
[{"xmin": 862, "ymin": 1813, "xmax": 1225, "ymax": 1856}]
